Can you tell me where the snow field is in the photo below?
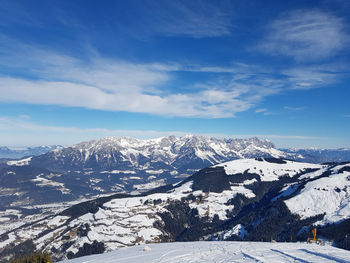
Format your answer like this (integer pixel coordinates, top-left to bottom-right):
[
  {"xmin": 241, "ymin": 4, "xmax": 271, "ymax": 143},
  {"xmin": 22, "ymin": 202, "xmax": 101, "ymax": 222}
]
[
  {"xmin": 57, "ymin": 241, "xmax": 350, "ymax": 263},
  {"xmin": 216, "ymin": 159, "xmax": 323, "ymax": 182},
  {"xmin": 285, "ymin": 169, "xmax": 350, "ymax": 224}
]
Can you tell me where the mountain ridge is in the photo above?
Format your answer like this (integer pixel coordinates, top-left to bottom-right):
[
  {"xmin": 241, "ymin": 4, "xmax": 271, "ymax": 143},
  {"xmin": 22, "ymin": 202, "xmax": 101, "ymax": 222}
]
[{"xmin": 1, "ymin": 136, "xmax": 293, "ymax": 208}]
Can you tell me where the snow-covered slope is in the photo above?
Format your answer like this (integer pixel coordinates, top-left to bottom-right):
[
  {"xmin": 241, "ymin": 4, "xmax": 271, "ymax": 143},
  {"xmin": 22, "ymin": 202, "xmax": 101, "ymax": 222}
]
[
  {"xmin": 57, "ymin": 241, "xmax": 350, "ymax": 263},
  {"xmin": 215, "ymin": 158, "xmax": 323, "ymax": 182},
  {"xmin": 2, "ymin": 158, "xmax": 350, "ymax": 262},
  {"xmin": 285, "ymin": 163, "xmax": 350, "ymax": 225}
]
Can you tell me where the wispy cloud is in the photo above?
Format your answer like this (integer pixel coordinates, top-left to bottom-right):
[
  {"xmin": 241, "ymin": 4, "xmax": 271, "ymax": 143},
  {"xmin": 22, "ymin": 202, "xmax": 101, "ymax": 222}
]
[
  {"xmin": 189, "ymin": 62, "xmax": 347, "ymax": 91},
  {"xmin": 0, "ymin": 37, "xmax": 278, "ymax": 118},
  {"xmin": 284, "ymin": 106, "xmax": 306, "ymax": 111},
  {"xmin": 0, "ymin": 34, "xmax": 347, "ymax": 118},
  {"xmin": 258, "ymin": 9, "xmax": 349, "ymax": 61},
  {"xmin": 255, "ymin": 108, "xmax": 278, "ymax": 116},
  {"xmin": 128, "ymin": 0, "xmax": 234, "ymax": 38},
  {"xmin": 255, "ymin": 108, "xmax": 267, "ymax": 113},
  {"xmin": 282, "ymin": 64, "xmax": 347, "ymax": 89}
]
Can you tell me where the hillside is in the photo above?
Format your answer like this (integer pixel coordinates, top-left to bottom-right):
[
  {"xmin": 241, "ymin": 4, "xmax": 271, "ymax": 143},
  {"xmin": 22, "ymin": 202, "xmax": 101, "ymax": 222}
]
[{"xmin": 1, "ymin": 158, "xmax": 349, "ymax": 261}]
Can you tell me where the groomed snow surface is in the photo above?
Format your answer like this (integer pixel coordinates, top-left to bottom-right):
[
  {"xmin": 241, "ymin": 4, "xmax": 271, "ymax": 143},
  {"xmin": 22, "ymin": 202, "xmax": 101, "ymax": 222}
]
[{"xmin": 58, "ymin": 241, "xmax": 350, "ymax": 263}]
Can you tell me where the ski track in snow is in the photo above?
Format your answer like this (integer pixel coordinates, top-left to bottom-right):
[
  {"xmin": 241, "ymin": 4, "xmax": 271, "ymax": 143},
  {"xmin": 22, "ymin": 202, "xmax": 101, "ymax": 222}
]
[{"xmin": 58, "ymin": 241, "xmax": 350, "ymax": 263}]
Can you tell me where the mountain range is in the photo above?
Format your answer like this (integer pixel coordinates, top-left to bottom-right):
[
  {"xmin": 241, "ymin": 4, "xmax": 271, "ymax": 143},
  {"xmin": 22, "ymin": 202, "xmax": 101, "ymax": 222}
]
[
  {"xmin": 1, "ymin": 135, "xmax": 350, "ymax": 209},
  {"xmin": 2, "ymin": 137, "xmax": 350, "ymax": 163},
  {"xmin": 1, "ymin": 157, "xmax": 349, "ymax": 261},
  {"xmin": 0, "ymin": 136, "xmax": 296, "ymax": 208},
  {"xmin": 0, "ymin": 146, "xmax": 60, "ymax": 159},
  {"xmin": 282, "ymin": 148, "xmax": 350, "ymax": 163}
]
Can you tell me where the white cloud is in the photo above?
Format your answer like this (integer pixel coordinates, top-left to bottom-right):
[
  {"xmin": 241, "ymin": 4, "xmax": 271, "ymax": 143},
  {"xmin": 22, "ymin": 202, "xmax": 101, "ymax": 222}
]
[
  {"xmin": 258, "ymin": 9, "xmax": 349, "ymax": 61},
  {"xmin": 190, "ymin": 62, "xmax": 347, "ymax": 92},
  {"xmin": 0, "ymin": 35, "xmax": 347, "ymax": 118},
  {"xmin": 130, "ymin": 0, "xmax": 233, "ymax": 38},
  {"xmin": 0, "ymin": 54, "xmax": 343, "ymax": 117},
  {"xmin": 0, "ymin": 40, "xmax": 280, "ymax": 118},
  {"xmin": 0, "ymin": 76, "xmax": 259, "ymax": 118},
  {"xmin": 255, "ymin": 108, "xmax": 267, "ymax": 113},
  {"xmin": 284, "ymin": 106, "xmax": 306, "ymax": 111},
  {"xmin": 254, "ymin": 108, "xmax": 277, "ymax": 116},
  {"xmin": 282, "ymin": 65, "xmax": 344, "ymax": 89}
]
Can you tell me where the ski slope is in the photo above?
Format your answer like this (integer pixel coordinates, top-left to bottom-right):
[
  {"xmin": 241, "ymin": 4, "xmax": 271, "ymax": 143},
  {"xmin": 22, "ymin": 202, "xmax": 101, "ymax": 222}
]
[{"xmin": 58, "ymin": 241, "xmax": 350, "ymax": 263}]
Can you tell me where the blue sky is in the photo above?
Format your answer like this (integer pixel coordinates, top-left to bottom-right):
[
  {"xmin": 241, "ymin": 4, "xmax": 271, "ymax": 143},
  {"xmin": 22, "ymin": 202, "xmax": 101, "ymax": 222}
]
[{"xmin": 0, "ymin": 0, "xmax": 349, "ymax": 148}]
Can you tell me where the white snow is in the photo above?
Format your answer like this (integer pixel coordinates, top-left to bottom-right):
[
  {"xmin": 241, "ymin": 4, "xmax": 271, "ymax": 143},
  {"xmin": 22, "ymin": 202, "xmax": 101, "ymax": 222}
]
[
  {"xmin": 285, "ymin": 170, "xmax": 350, "ymax": 225},
  {"xmin": 143, "ymin": 245, "xmax": 151, "ymax": 251},
  {"xmin": 100, "ymin": 170, "xmax": 137, "ymax": 174},
  {"xmin": 213, "ymin": 224, "xmax": 248, "ymax": 240},
  {"xmin": 31, "ymin": 175, "xmax": 71, "ymax": 194},
  {"xmin": 332, "ymin": 163, "xmax": 350, "ymax": 173},
  {"xmin": 47, "ymin": 216, "xmax": 70, "ymax": 227},
  {"xmin": 145, "ymin": 169, "xmax": 165, "ymax": 174},
  {"xmin": 299, "ymin": 167, "xmax": 329, "ymax": 180},
  {"xmin": 215, "ymin": 159, "xmax": 323, "ymax": 182},
  {"xmin": 7, "ymin": 157, "xmax": 32, "ymax": 166},
  {"xmin": 170, "ymin": 170, "xmax": 178, "ymax": 175},
  {"xmin": 231, "ymin": 224, "xmax": 248, "ymax": 239},
  {"xmin": 57, "ymin": 241, "xmax": 350, "ymax": 263},
  {"xmin": 133, "ymin": 179, "xmax": 166, "ymax": 190},
  {"xmin": 242, "ymin": 178, "xmax": 257, "ymax": 185},
  {"xmin": 272, "ymin": 183, "xmax": 300, "ymax": 201},
  {"xmin": 129, "ymin": 176, "xmax": 142, "ymax": 180}
]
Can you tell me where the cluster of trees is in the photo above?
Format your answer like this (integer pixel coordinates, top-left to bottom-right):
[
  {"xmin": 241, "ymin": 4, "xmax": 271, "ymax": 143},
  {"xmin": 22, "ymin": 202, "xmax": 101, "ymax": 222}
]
[
  {"xmin": 319, "ymin": 219, "xmax": 350, "ymax": 250},
  {"xmin": 67, "ymin": 240, "xmax": 105, "ymax": 259},
  {"xmin": 11, "ymin": 251, "xmax": 52, "ymax": 263}
]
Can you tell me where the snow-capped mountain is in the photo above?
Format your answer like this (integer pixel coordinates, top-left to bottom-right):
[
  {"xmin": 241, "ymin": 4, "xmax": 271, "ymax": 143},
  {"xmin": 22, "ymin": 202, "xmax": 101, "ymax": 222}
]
[
  {"xmin": 0, "ymin": 145, "xmax": 60, "ymax": 159},
  {"xmin": 281, "ymin": 148, "xmax": 350, "ymax": 163},
  {"xmin": 30, "ymin": 135, "xmax": 289, "ymax": 173},
  {"xmin": 1, "ymin": 136, "xmax": 296, "ymax": 207},
  {"xmin": 1, "ymin": 158, "xmax": 349, "ymax": 261}
]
